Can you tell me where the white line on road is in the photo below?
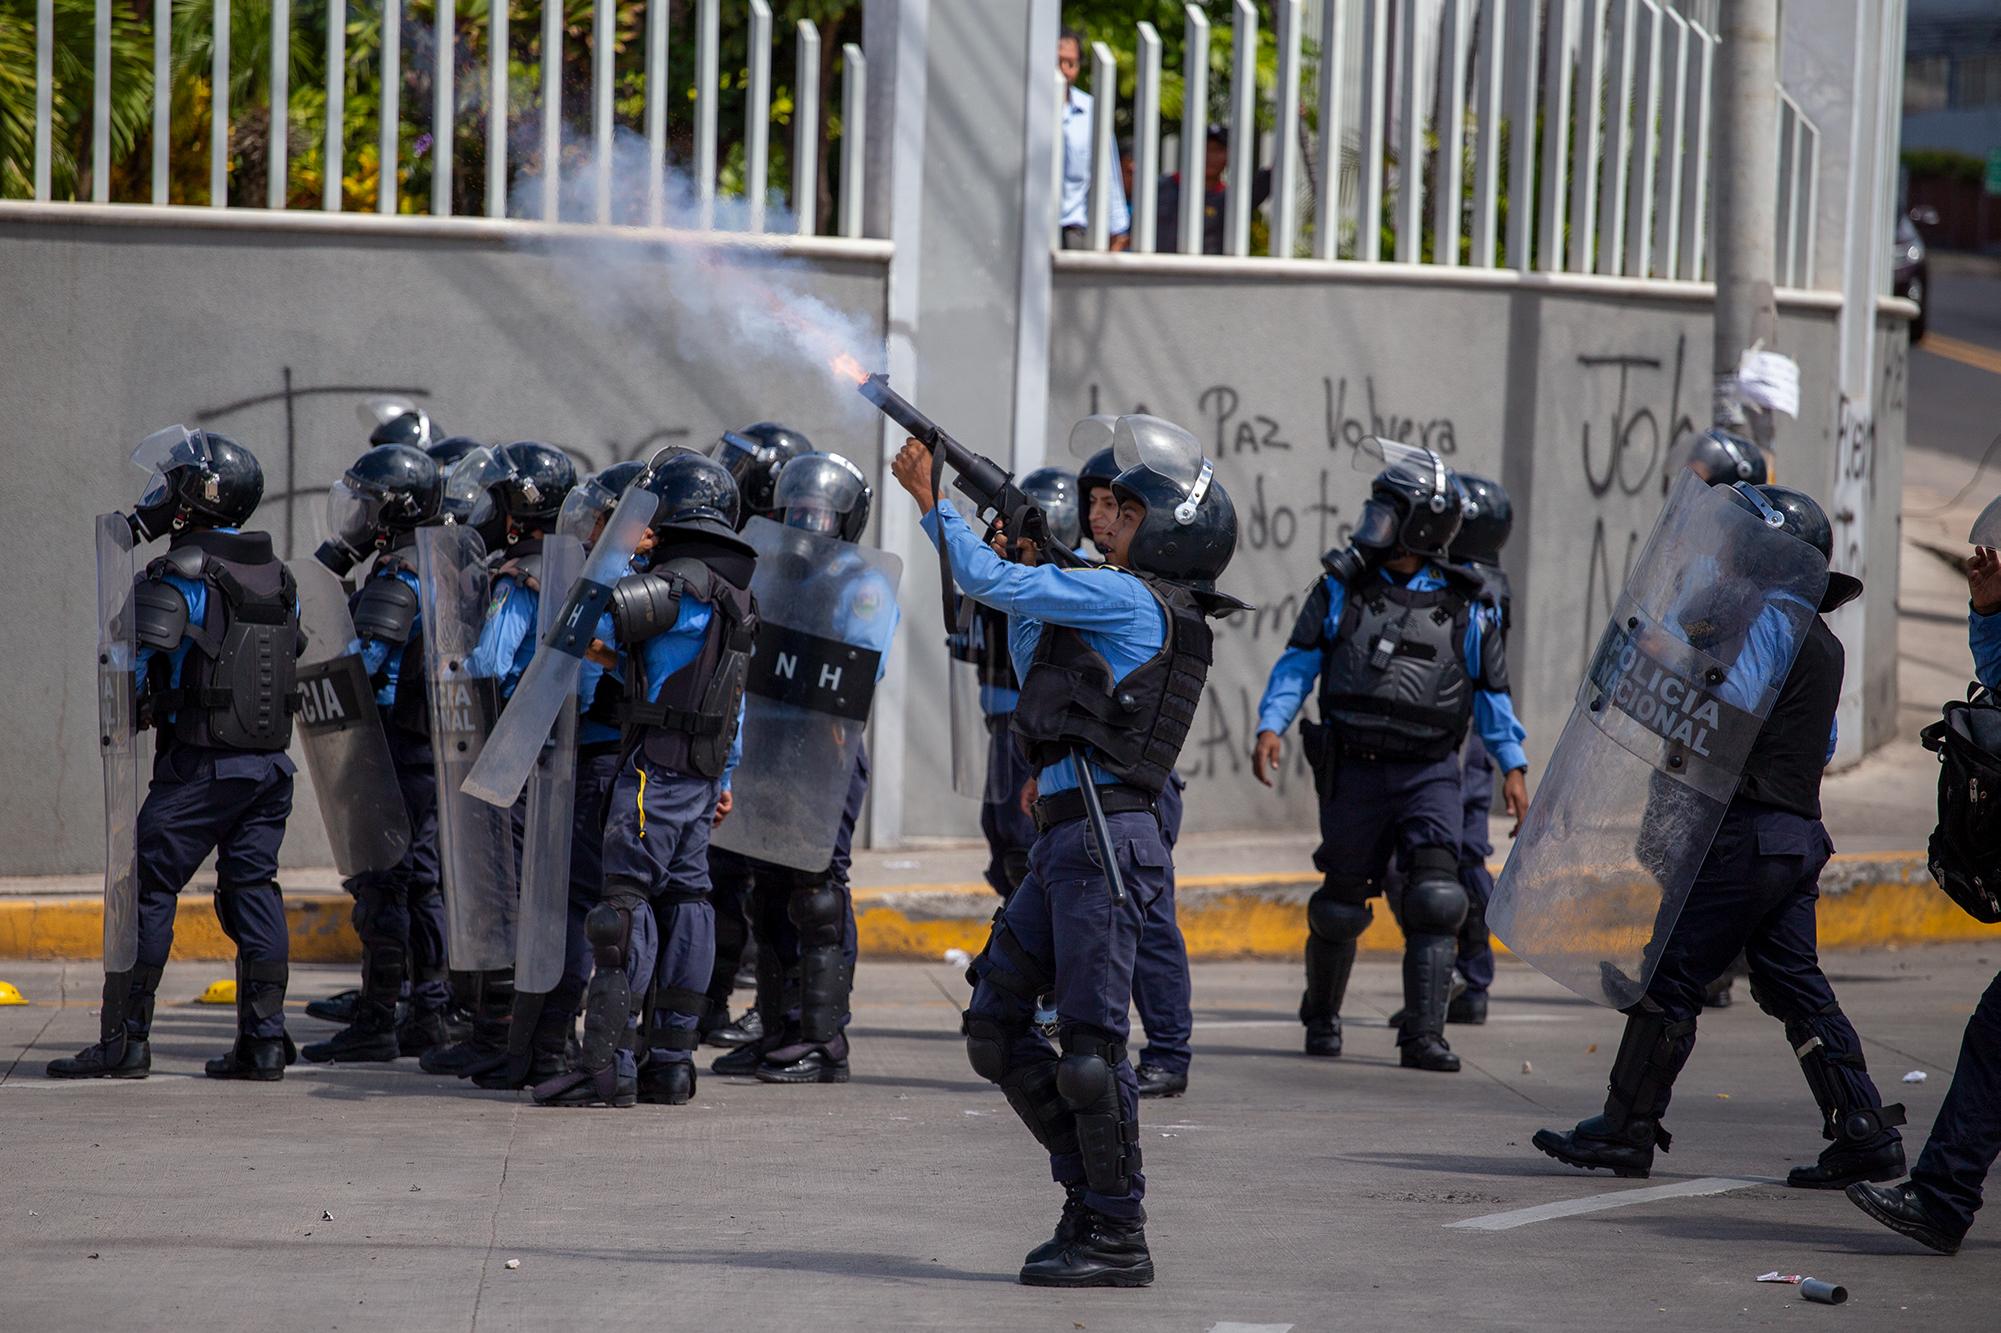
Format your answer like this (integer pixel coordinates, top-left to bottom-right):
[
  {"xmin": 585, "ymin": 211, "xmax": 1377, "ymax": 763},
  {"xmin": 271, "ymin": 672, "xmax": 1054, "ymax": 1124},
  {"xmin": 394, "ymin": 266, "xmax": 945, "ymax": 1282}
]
[
  {"xmin": 1447, "ymin": 1177, "xmax": 1767, "ymax": 1231},
  {"xmin": 1207, "ymin": 1324, "xmax": 1295, "ymax": 1333}
]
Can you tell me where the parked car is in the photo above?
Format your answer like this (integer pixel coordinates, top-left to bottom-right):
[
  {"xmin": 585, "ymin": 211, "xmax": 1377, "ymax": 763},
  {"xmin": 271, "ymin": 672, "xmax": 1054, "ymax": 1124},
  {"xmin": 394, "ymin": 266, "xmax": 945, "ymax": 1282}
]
[{"xmin": 1895, "ymin": 207, "xmax": 1936, "ymax": 343}]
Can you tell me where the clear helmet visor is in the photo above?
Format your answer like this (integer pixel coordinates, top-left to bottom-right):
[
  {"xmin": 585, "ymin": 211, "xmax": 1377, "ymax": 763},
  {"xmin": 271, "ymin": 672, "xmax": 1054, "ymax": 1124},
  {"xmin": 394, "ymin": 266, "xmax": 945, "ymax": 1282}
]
[
  {"xmin": 558, "ymin": 474, "xmax": 621, "ymax": 542},
  {"xmin": 773, "ymin": 454, "xmax": 865, "ymax": 516},
  {"xmin": 783, "ymin": 500, "xmax": 843, "ymax": 535},
  {"xmin": 130, "ymin": 425, "xmax": 205, "ymax": 509},
  {"xmin": 443, "ymin": 446, "xmax": 509, "ymax": 527},
  {"xmin": 325, "ymin": 478, "xmax": 386, "ymax": 551},
  {"xmin": 1111, "ymin": 414, "xmax": 1204, "ymax": 490},
  {"xmin": 1067, "ymin": 413, "xmax": 1119, "ymax": 462},
  {"xmin": 356, "ymin": 395, "xmax": 420, "ymax": 430},
  {"xmin": 1354, "ymin": 436, "xmax": 1450, "ymax": 492}
]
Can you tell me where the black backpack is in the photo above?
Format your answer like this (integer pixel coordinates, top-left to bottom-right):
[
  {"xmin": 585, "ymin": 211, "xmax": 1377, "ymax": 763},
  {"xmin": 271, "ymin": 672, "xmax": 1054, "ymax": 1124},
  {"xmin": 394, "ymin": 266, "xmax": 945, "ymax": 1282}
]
[{"xmin": 1921, "ymin": 687, "xmax": 2001, "ymax": 924}]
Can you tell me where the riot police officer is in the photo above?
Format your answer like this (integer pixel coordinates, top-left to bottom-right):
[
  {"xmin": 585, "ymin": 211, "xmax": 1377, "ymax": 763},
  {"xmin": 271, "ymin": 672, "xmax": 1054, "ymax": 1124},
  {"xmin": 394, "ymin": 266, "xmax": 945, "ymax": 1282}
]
[
  {"xmin": 701, "ymin": 423, "xmax": 812, "ymax": 1046},
  {"xmin": 533, "ymin": 452, "xmax": 753, "ymax": 1109},
  {"xmin": 1253, "ymin": 445, "xmax": 1529, "ymax": 1073},
  {"xmin": 300, "ymin": 444, "xmax": 459, "ymax": 1062},
  {"xmin": 717, "ymin": 452, "xmax": 897, "ymax": 1086},
  {"xmin": 898, "ymin": 415, "xmax": 1246, "ymax": 1288},
  {"xmin": 1073, "ymin": 439, "xmax": 1194, "ymax": 1098},
  {"xmin": 52, "ymin": 430, "xmax": 304, "ymax": 1081},
  {"xmin": 419, "ymin": 441, "xmax": 578, "ymax": 1076},
  {"xmin": 1532, "ymin": 485, "xmax": 1907, "ymax": 1188}
]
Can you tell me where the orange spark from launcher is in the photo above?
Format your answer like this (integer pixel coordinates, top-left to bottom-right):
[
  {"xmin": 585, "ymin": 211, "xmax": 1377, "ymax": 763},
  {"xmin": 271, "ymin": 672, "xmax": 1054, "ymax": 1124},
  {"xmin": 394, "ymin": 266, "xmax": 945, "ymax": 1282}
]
[{"xmin": 830, "ymin": 352, "xmax": 868, "ymax": 386}]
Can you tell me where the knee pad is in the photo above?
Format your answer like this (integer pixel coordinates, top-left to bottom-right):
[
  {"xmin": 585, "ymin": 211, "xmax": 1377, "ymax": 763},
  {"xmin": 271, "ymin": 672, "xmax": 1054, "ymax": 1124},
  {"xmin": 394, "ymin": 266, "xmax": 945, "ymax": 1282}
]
[
  {"xmin": 1401, "ymin": 865, "xmax": 1469, "ymax": 937},
  {"xmin": 786, "ymin": 880, "xmax": 845, "ymax": 948},
  {"xmin": 1307, "ymin": 884, "xmax": 1373, "ymax": 944},
  {"xmin": 1055, "ymin": 1048, "xmax": 1116, "ymax": 1110},
  {"xmin": 1056, "ymin": 1028, "xmax": 1138, "ymax": 1196},
  {"xmin": 584, "ymin": 902, "xmax": 631, "ymax": 971},
  {"xmin": 964, "ymin": 1013, "xmax": 1015, "ymax": 1084}
]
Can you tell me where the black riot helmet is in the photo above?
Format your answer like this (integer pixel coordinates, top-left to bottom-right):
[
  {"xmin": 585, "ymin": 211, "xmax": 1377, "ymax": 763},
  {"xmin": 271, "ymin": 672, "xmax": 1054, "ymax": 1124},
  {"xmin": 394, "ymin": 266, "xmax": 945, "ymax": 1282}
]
[
  {"xmin": 774, "ymin": 452, "xmax": 874, "ymax": 543},
  {"xmin": 1681, "ymin": 427, "xmax": 1769, "ymax": 488},
  {"xmin": 1019, "ymin": 467, "xmax": 1082, "ymax": 551},
  {"xmin": 556, "ymin": 459, "xmax": 647, "ymax": 546},
  {"xmin": 357, "ymin": 396, "xmax": 442, "ymax": 450},
  {"xmin": 447, "ymin": 441, "xmax": 576, "ymax": 549},
  {"xmin": 426, "ymin": 435, "xmax": 483, "ymax": 470},
  {"xmin": 427, "ymin": 437, "xmax": 485, "ymax": 523},
  {"xmin": 715, "ymin": 422, "xmax": 815, "ymax": 524},
  {"xmin": 1724, "ymin": 482, "xmax": 1863, "ymax": 613},
  {"xmin": 128, "ymin": 426, "xmax": 265, "ymax": 540},
  {"xmin": 317, "ymin": 444, "xmax": 441, "ymax": 572},
  {"xmin": 635, "ymin": 448, "xmax": 754, "ymax": 555},
  {"xmin": 1106, "ymin": 415, "xmax": 1243, "ymax": 603},
  {"xmin": 1448, "ymin": 474, "xmax": 1512, "ymax": 567},
  {"xmin": 1352, "ymin": 441, "xmax": 1463, "ymax": 562}
]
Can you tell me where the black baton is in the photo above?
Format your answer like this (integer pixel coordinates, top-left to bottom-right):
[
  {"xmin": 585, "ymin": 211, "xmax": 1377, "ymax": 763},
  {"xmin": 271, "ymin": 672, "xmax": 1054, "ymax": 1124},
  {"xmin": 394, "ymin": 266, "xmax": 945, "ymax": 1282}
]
[{"xmin": 1070, "ymin": 751, "xmax": 1126, "ymax": 906}]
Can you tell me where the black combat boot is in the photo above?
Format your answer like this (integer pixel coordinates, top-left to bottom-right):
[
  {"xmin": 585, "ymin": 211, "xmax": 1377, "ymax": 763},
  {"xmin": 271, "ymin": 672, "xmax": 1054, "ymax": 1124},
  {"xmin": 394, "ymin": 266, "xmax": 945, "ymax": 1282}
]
[
  {"xmin": 1303, "ymin": 1017, "xmax": 1343, "ymax": 1058},
  {"xmin": 1533, "ymin": 1002, "xmax": 1695, "ymax": 1179},
  {"xmin": 420, "ymin": 971, "xmax": 512, "ymax": 1075},
  {"xmin": 47, "ymin": 968, "xmax": 157, "ymax": 1080},
  {"xmin": 1023, "ymin": 1186, "xmax": 1089, "ymax": 1266},
  {"xmin": 397, "ymin": 1008, "xmax": 450, "ymax": 1057},
  {"xmin": 301, "ymin": 1004, "xmax": 401, "ymax": 1063},
  {"xmin": 1301, "ymin": 919, "xmax": 1356, "ymax": 1058},
  {"xmin": 1783, "ymin": 1015, "xmax": 1909, "ymax": 1189},
  {"xmin": 305, "ymin": 989, "xmax": 361, "ymax": 1023},
  {"xmin": 705, "ymin": 1006, "xmax": 764, "ymax": 1048},
  {"xmin": 755, "ymin": 1032, "xmax": 851, "ymax": 1084},
  {"xmin": 1446, "ymin": 988, "xmax": 1488, "ymax": 1025},
  {"xmin": 637, "ymin": 1059, "xmax": 697, "ymax": 1105},
  {"xmin": 1017, "ymin": 1208, "xmax": 1154, "ymax": 1288},
  {"xmin": 1135, "ymin": 1064, "xmax": 1188, "ymax": 1098},
  {"xmin": 1398, "ymin": 934, "xmax": 1462, "ymax": 1073},
  {"xmin": 1846, "ymin": 1182, "xmax": 1964, "ymax": 1255},
  {"xmin": 205, "ymin": 1035, "xmax": 291, "ymax": 1081}
]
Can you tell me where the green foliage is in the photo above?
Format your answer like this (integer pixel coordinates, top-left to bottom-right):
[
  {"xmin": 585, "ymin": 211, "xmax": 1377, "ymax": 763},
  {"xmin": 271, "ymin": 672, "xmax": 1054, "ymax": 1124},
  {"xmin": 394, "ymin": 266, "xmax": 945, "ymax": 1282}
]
[
  {"xmin": 0, "ymin": 0, "xmax": 156, "ymax": 200},
  {"xmin": 1901, "ymin": 147, "xmax": 1984, "ymax": 187}
]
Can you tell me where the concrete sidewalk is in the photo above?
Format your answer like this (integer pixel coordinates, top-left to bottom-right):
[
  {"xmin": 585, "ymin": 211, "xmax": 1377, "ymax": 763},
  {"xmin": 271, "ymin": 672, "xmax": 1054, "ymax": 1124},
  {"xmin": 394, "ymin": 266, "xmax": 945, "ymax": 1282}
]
[{"xmin": 1, "ymin": 948, "xmax": 1994, "ymax": 1330}]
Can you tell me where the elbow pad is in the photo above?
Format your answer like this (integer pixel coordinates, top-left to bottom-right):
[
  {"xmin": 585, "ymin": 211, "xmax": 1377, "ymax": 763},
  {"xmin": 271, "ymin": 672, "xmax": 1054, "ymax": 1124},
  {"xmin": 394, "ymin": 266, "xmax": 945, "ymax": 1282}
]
[
  {"xmin": 351, "ymin": 575, "xmax": 419, "ymax": 646},
  {"xmin": 610, "ymin": 571, "xmax": 684, "ymax": 645},
  {"xmin": 133, "ymin": 578, "xmax": 190, "ymax": 650},
  {"xmin": 1478, "ymin": 623, "xmax": 1511, "ymax": 693}
]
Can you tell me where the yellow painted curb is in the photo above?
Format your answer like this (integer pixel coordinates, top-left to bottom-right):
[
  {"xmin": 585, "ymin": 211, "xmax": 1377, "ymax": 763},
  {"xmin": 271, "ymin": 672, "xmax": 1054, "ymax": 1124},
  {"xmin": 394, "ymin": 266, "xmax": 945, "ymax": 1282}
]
[{"xmin": 4, "ymin": 854, "xmax": 1995, "ymax": 963}]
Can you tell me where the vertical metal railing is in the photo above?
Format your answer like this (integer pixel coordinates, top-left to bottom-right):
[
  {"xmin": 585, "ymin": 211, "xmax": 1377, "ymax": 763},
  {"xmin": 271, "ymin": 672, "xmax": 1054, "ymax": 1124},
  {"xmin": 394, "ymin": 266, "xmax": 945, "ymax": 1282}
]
[
  {"xmin": 326, "ymin": 0, "xmax": 346, "ymax": 212},
  {"xmin": 745, "ymin": 0, "xmax": 772, "ymax": 232},
  {"xmin": 1132, "ymin": 21, "xmax": 1162, "ymax": 255},
  {"xmin": 1223, "ymin": 0, "xmax": 1257, "ymax": 258},
  {"xmin": 212, "ymin": 0, "xmax": 231, "ymax": 207},
  {"xmin": 695, "ymin": 0, "xmax": 719, "ymax": 230},
  {"xmin": 792, "ymin": 19, "xmax": 818, "ymax": 236},
  {"xmin": 153, "ymin": 0, "xmax": 171, "ymax": 204},
  {"xmin": 1432, "ymin": 0, "xmax": 1469, "ymax": 267},
  {"xmin": 1468, "ymin": 0, "xmax": 1506, "ymax": 268},
  {"xmin": 1653, "ymin": 5, "xmax": 1690, "ymax": 279},
  {"xmin": 271, "ymin": 0, "xmax": 290, "ymax": 209},
  {"xmin": 594, "ymin": 0, "xmax": 615, "ymax": 223},
  {"xmin": 1680, "ymin": 19, "xmax": 1715, "ymax": 280},
  {"xmin": 1393, "ymin": 0, "xmax": 1425, "ymax": 264},
  {"xmin": 839, "ymin": 43, "xmax": 866, "ymax": 239},
  {"xmin": 1356, "ymin": 0, "xmax": 1389, "ymax": 262},
  {"xmin": 1570, "ymin": 0, "xmax": 1608, "ymax": 273},
  {"xmin": 1178, "ymin": 4, "xmax": 1208, "ymax": 257},
  {"xmin": 1087, "ymin": 41, "xmax": 1116, "ymax": 251},
  {"xmin": 34, "ymin": 0, "xmax": 53, "ymax": 201},
  {"xmin": 93, "ymin": 0, "xmax": 110, "ymax": 204},
  {"xmin": 1270, "ymin": 0, "xmax": 1303, "ymax": 260},
  {"xmin": 539, "ymin": 0, "xmax": 560, "ymax": 222},
  {"xmin": 432, "ymin": 0, "xmax": 452, "ymax": 215},
  {"xmin": 1536, "ymin": 0, "xmax": 1572, "ymax": 272},
  {"xmin": 1596, "ymin": 0, "xmax": 1633, "ymax": 274},
  {"xmin": 378, "ymin": 0, "xmax": 399, "ymax": 214},
  {"xmin": 1505, "ymin": 0, "xmax": 1539, "ymax": 270},
  {"xmin": 1623, "ymin": 0, "xmax": 1662, "ymax": 278},
  {"xmin": 487, "ymin": 0, "xmax": 506, "ymax": 218},
  {"xmin": 646, "ymin": 1, "xmax": 670, "ymax": 225},
  {"xmin": 1313, "ymin": 0, "xmax": 1347, "ymax": 261}
]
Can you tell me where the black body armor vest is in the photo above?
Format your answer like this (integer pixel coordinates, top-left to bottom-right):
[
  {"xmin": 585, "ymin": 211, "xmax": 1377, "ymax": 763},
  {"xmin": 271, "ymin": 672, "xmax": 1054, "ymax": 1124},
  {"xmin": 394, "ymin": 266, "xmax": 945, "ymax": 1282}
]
[
  {"xmin": 621, "ymin": 557, "xmax": 758, "ymax": 781},
  {"xmin": 1012, "ymin": 574, "xmax": 1212, "ymax": 796},
  {"xmin": 1737, "ymin": 616, "xmax": 1842, "ymax": 820},
  {"xmin": 144, "ymin": 529, "xmax": 300, "ymax": 752},
  {"xmin": 1306, "ymin": 571, "xmax": 1481, "ymax": 762}
]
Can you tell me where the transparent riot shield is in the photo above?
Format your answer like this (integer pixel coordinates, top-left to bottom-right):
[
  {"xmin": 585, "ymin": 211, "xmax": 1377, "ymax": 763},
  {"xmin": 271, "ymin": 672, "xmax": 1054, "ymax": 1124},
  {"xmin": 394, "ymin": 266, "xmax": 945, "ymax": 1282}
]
[
  {"xmin": 1489, "ymin": 471, "xmax": 1831, "ymax": 1008},
  {"xmin": 292, "ymin": 556, "xmax": 412, "ymax": 877},
  {"xmin": 459, "ymin": 485, "xmax": 660, "ymax": 808},
  {"xmin": 95, "ymin": 514, "xmax": 140, "ymax": 973},
  {"xmin": 713, "ymin": 517, "xmax": 903, "ymax": 870},
  {"xmin": 1970, "ymin": 495, "xmax": 2001, "ymax": 548},
  {"xmin": 416, "ymin": 523, "xmax": 518, "ymax": 972},
  {"xmin": 515, "ymin": 530, "xmax": 584, "ymax": 995}
]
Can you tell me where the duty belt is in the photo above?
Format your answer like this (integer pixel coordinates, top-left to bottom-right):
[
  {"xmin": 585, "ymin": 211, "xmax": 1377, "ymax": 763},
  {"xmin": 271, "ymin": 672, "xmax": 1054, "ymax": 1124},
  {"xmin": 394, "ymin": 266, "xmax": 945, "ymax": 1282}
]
[{"xmin": 1032, "ymin": 783, "xmax": 1155, "ymax": 834}]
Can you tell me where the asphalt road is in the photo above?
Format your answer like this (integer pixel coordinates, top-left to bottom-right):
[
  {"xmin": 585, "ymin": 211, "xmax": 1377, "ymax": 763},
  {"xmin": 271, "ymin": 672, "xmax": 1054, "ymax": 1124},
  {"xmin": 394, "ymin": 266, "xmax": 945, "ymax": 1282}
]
[
  {"xmin": 1, "ymin": 952, "xmax": 1994, "ymax": 1331},
  {"xmin": 1908, "ymin": 257, "xmax": 2001, "ymax": 465}
]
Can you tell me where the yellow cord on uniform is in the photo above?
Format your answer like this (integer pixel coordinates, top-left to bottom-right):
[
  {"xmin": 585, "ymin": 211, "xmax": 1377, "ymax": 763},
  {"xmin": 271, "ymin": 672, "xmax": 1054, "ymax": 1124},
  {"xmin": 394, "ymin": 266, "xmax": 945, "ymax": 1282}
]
[{"xmin": 635, "ymin": 765, "xmax": 647, "ymax": 838}]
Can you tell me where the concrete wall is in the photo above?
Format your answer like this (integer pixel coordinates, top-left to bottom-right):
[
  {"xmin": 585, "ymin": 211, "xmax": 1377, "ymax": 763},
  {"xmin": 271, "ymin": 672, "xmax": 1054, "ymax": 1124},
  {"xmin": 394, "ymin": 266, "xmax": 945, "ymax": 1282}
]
[
  {"xmin": 0, "ymin": 210, "xmax": 889, "ymax": 875},
  {"xmin": 1029, "ymin": 256, "xmax": 1904, "ymax": 838}
]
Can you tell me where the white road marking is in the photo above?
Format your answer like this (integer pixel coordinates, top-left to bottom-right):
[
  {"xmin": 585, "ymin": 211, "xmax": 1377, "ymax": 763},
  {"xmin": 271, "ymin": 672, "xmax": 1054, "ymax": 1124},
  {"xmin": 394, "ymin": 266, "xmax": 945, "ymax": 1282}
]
[
  {"xmin": 1207, "ymin": 1324, "xmax": 1295, "ymax": 1333},
  {"xmin": 1447, "ymin": 1177, "xmax": 1767, "ymax": 1231},
  {"xmin": 1192, "ymin": 1014, "xmax": 1575, "ymax": 1030}
]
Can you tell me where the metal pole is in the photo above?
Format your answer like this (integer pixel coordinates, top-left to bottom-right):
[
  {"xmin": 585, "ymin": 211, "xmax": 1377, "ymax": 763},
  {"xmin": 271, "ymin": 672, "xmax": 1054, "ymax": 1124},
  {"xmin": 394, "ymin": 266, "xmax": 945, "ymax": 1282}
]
[
  {"xmin": 1681, "ymin": 21, "xmax": 1714, "ymax": 279},
  {"xmin": 487, "ymin": 0, "xmax": 506, "ymax": 217},
  {"xmin": 1595, "ymin": 0, "xmax": 1632, "ymax": 274},
  {"xmin": 1432, "ymin": 0, "xmax": 1469, "ymax": 265},
  {"xmin": 1570, "ymin": 0, "xmax": 1608, "ymax": 273},
  {"xmin": 1134, "ymin": 21, "xmax": 1162, "ymax": 254},
  {"xmin": 839, "ymin": 43, "xmax": 866, "ymax": 238},
  {"xmin": 1179, "ymin": 4, "xmax": 1209, "ymax": 256},
  {"xmin": 1624, "ymin": 0, "xmax": 1662, "ymax": 278},
  {"xmin": 269, "ymin": 0, "xmax": 289, "ymax": 208},
  {"xmin": 594, "ymin": 0, "xmax": 613, "ymax": 223},
  {"xmin": 1469, "ymin": 0, "xmax": 1505, "ymax": 266},
  {"xmin": 540, "ymin": 0, "xmax": 559, "ymax": 221},
  {"xmin": 378, "ymin": 0, "xmax": 399, "ymax": 214},
  {"xmin": 1393, "ymin": 0, "xmax": 1423, "ymax": 262},
  {"xmin": 432, "ymin": 0, "xmax": 452, "ymax": 215},
  {"xmin": 647, "ymin": 0, "xmax": 669, "ymax": 225},
  {"xmin": 1224, "ymin": 0, "xmax": 1256, "ymax": 257},
  {"xmin": 792, "ymin": 19, "xmax": 819, "ymax": 234},
  {"xmin": 325, "ymin": 0, "xmax": 345, "ymax": 211},
  {"xmin": 1313, "ymin": 0, "xmax": 1347, "ymax": 260},
  {"xmin": 747, "ymin": 0, "xmax": 772, "ymax": 232},
  {"xmin": 1536, "ymin": 0, "xmax": 1572, "ymax": 272},
  {"xmin": 1088, "ymin": 41, "xmax": 1116, "ymax": 250},
  {"xmin": 1505, "ymin": 0, "xmax": 1538, "ymax": 269},
  {"xmin": 1357, "ymin": 0, "xmax": 1388, "ymax": 261},
  {"xmin": 696, "ymin": 0, "xmax": 719, "ymax": 229},
  {"xmin": 94, "ymin": 0, "xmax": 111, "ymax": 202},
  {"xmin": 34, "ymin": 0, "xmax": 52, "ymax": 201},
  {"xmin": 154, "ymin": 0, "xmax": 171, "ymax": 203},
  {"xmin": 1272, "ymin": 0, "xmax": 1304, "ymax": 259},
  {"xmin": 213, "ymin": 0, "xmax": 231, "ymax": 207},
  {"xmin": 1653, "ymin": 7, "xmax": 1689, "ymax": 278},
  {"xmin": 1710, "ymin": 0, "xmax": 1780, "ymax": 439}
]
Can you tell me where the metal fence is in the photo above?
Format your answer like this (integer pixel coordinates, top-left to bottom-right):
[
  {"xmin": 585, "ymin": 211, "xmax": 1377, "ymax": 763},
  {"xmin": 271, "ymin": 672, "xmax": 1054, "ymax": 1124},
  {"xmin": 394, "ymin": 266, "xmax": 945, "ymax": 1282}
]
[
  {"xmin": 1072, "ymin": 0, "xmax": 1825, "ymax": 287},
  {"xmin": 19, "ymin": 0, "xmax": 868, "ymax": 236}
]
